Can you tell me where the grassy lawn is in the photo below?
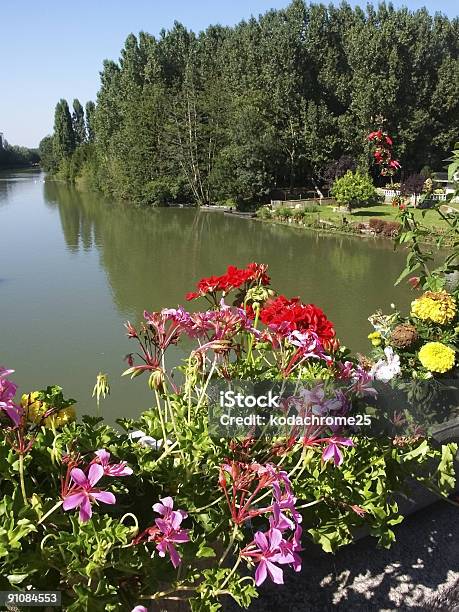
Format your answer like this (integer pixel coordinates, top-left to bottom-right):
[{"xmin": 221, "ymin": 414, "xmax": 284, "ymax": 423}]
[{"xmin": 315, "ymin": 204, "xmax": 452, "ymax": 231}]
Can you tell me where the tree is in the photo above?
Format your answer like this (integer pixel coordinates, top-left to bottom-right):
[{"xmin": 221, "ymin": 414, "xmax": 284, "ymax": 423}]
[
  {"xmin": 323, "ymin": 156, "xmax": 357, "ymax": 190},
  {"xmin": 331, "ymin": 170, "xmax": 376, "ymax": 211},
  {"xmin": 53, "ymin": 99, "xmax": 76, "ymax": 162},
  {"xmin": 72, "ymin": 99, "xmax": 86, "ymax": 145},
  {"xmin": 400, "ymin": 173, "xmax": 426, "ymax": 207},
  {"xmin": 85, "ymin": 101, "xmax": 96, "ymax": 142},
  {"xmin": 41, "ymin": 2, "xmax": 459, "ymax": 202},
  {"xmin": 38, "ymin": 135, "xmax": 58, "ymax": 172}
]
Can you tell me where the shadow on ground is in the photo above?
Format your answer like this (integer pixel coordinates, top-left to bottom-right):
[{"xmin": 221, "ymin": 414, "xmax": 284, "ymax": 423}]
[
  {"xmin": 223, "ymin": 501, "xmax": 458, "ymax": 612},
  {"xmin": 352, "ymin": 210, "xmax": 390, "ymax": 218}
]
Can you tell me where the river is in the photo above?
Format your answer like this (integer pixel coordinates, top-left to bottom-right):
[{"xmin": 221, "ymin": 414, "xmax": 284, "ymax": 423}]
[{"xmin": 0, "ymin": 169, "xmax": 413, "ymax": 420}]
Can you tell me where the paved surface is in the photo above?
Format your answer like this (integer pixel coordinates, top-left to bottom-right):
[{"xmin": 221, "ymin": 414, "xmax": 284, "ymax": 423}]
[{"xmin": 224, "ymin": 501, "xmax": 458, "ymax": 612}]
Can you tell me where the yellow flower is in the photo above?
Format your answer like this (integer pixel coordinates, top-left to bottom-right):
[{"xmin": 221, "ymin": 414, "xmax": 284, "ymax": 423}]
[
  {"xmin": 21, "ymin": 392, "xmax": 48, "ymax": 424},
  {"xmin": 418, "ymin": 342, "xmax": 455, "ymax": 373},
  {"xmin": 20, "ymin": 392, "xmax": 76, "ymax": 428},
  {"xmin": 411, "ymin": 291, "xmax": 456, "ymax": 325},
  {"xmin": 45, "ymin": 406, "xmax": 76, "ymax": 428},
  {"xmin": 368, "ymin": 331, "xmax": 382, "ymax": 346}
]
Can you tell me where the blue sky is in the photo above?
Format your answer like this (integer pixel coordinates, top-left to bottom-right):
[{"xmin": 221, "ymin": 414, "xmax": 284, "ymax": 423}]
[{"xmin": 1, "ymin": 0, "xmax": 456, "ymax": 148}]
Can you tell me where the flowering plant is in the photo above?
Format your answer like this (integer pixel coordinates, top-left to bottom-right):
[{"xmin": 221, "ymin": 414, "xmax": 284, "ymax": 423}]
[
  {"xmin": 368, "ymin": 128, "xmax": 401, "ymax": 177},
  {"xmin": 0, "ymin": 263, "xmax": 456, "ymax": 611}
]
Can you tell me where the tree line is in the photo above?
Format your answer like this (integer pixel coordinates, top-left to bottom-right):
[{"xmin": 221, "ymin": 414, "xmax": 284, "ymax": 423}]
[
  {"xmin": 0, "ymin": 139, "xmax": 39, "ymax": 169},
  {"xmin": 40, "ymin": 0, "xmax": 459, "ymax": 206}
]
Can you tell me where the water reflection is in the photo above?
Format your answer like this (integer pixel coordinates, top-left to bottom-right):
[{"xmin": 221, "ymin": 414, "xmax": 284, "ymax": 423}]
[{"xmin": 43, "ymin": 180, "xmax": 412, "ymax": 352}]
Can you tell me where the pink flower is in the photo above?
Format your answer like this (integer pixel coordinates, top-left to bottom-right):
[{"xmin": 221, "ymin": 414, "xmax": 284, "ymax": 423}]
[
  {"xmin": 153, "ymin": 496, "xmax": 187, "ymax": 521},
  {"xmin": 152, "ymin": 497, "xmax": 190, "ymax": 568},
  {"xmin": 269, "ymin": 501, "xmax": 295, "ymax": 532},
  {"xmin": 94, "ymin": 449, "xmax": 133, "ymax": 477},
  {"xmin": 0, "ymin": 367, "xmax": 14, "ymax": 378},
  {"xmin": 277, "ymin": 524, "xmax": 303, "ymax": 572},
  {"xmin": 0, "ymin": 367, "xmax": 22, "ymax": 426},
  {"xmin": 338, "ymin": 361, "xmax": 377, "ymax": 399},
  {"xmin": 155, "ymin": 517, "xmax": 190, "ymax": 568},
  {"xmin": 271, "ymin": 485, "xmax": 302, "ymax": 526},
  {"xmin": 287, "ymin": 330, "xmax": 326, "ymax": 360},
  {"xmin": 322, "ymin": 436, "xmax": 354, "ymax": 467},
  {"xmin": 131, "ymin": 607, "xmax": 148, "ymax": 612},
  {"xmin": 62, "ymin": 464, "xmax": 116, "ymax": 522},
  {"xmin": 243, "ymin": 529, "xmax": 293, "ymax": 586}
]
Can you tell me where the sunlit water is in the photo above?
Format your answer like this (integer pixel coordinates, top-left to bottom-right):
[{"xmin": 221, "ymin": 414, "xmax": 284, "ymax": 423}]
[{"xmin": 0, "ymin": 169, "xmax": 413, "ymax": 421}]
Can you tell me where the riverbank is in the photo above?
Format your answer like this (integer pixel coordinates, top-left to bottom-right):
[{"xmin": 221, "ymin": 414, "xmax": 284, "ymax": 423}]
[{"xmin": 220, "ymin": 203, "xmax": 455, "ymax": 246}]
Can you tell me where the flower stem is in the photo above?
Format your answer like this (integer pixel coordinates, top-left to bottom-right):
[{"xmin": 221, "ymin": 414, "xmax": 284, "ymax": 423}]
[
  {"xmin": 219, "ymin": 524, "xmax": 239, "ymax": 567},
  {"xmin": 219, "ymin": 556, "xmax": 242, "ymax": 590},
  {"xmin": 18, "ymin": 453, "xmax": 28, "ymax": 506},
  {"xmin": 37, "ymin": 500, "xmax": 63, "ymax": 525}
]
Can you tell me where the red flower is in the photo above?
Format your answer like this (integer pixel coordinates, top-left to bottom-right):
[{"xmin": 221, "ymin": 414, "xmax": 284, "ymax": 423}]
[
  {"xmin": 368, "ymin": 130, "xmax": 383, "ymax": 141},
  {"xmin": 257, "ymin": 296, "xmax": 336, "ymax": 344},
  {"xmin": 186, "ymin": 263, "xmax": 270, "ymax": 300}
]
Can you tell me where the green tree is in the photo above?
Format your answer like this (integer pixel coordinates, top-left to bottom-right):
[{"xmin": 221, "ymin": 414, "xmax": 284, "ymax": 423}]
[
  {"xmin": 72, "ymin": 99, "xmax": 86, "ymax": 144},
  {"xmin": 38, "ymin": 135, "xmax": 58, "ymax": 172},
  {"xmin": 41, "ymin": 1, "xmax": 459, "ymax": 203},
  {"xmin": 53, "ymin": 99, "xmax": 76, "ymax": 162},
  {"xmin": 331, "ymin": 170, "xmax": 376, "ymax": 211},
  {"xmin": 85, "ymin": 101, "xmax": 96, "ymax": 142}
]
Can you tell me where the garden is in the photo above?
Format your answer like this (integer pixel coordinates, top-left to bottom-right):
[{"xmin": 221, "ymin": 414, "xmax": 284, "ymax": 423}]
[{"xmin": 256, "ymin": 135, "xmax": 459, "ymax": 243}]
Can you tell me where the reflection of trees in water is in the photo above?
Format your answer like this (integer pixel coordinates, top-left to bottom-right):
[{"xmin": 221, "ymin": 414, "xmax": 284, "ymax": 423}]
[
  {"xmin": 0, "ymin": 169, "xmax": 41, "ymax": 207},
  {"xmin": 0, "ymin": 181, "xmax": 11, "ymax": 204},
  {"xmin": 44, "ymin": 182, "xmax": 96, "ymax": 252},
  {"xmin": 42, "ymin": 182, "xmax": 411, "ymax": 346}
]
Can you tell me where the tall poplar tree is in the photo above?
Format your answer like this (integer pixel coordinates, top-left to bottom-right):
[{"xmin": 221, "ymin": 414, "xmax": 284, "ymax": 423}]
[
  {"xmin": 53, "ymin": 99, "xmax": 76, "ymax": 161},
  {"xmin": 72, "ymin": 99, "xmax": 86, "ymax": 144},
  {"xmin": 85, "ymin": 101, "xmax": 96, "ymax": 142}
]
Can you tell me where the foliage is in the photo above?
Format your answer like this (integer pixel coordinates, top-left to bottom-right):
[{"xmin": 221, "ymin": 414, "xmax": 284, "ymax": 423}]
[
  {"xmin": 394, "ymin": 147, "xmax": 459, "ymax": 289},
  {"xmin": 72, "ymin": 99, "xmax": 87, "ymax": 146},
  {"xmin": 38, "ymin": 136, "xmax": 57, "ymax": 172},
  {"xmin": 0, "ymin": 141, "xmax": 39, "ymax": 169},
  {"xmin": 1, "ymin": 262, "xmax": 457, "ymax": 610},
  {"xmin": 53, "ymin": 99, "xmax": 76, "ymax": 163},
  {"xmin": 400, "ymin": 174, "xmax": 425, "ymax": 197},
  {"xmin": 368, "ymin": 218, "xmax": 401, "ymax": 237},
  {"xmin": 41, "ymin": 2, "xmax": 459, "ymax": 204},
  {"xmin": 331, "ymin": 170, "xmax": 377, "ymax": 210},
  {"xmin": 85, "ymin": 101, "xmax": 96, "ymax": 143},
  {"xmin": 323, "ymin": 156, "xmax": 357, "ymax": 190}
]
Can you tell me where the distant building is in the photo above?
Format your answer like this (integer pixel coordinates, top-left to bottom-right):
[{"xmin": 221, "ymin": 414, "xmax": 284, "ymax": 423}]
[{"xmin": 432, "ymin": 172, "xmax": 458, "ymax": 195}]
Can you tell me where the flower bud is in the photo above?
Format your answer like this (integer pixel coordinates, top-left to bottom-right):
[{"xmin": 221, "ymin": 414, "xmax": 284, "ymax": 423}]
[{"xmin": 148, "ymin": 369, "xmax": 165, "ymax": 391}]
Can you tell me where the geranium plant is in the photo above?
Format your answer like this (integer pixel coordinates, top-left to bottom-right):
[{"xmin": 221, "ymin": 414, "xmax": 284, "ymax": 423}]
[{"xmin": 0, "ymin": 262, "xmax": 456, "ymax": 611}]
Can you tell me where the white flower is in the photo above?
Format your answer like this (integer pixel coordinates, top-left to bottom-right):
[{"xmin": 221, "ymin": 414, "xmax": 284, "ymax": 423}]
[
  {"xmin": 128, "ymin": 430, "xmax": 172, "ymax": 449},
  {"xmin": 370, "ymin": 347, "xmax": 401, "ymax": 383}
]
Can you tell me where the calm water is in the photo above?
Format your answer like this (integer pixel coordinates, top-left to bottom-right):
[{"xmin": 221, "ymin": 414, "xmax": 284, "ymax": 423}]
[{"xmin": 0, "ymin": 169, "xmax": 413, "ymax": 421}]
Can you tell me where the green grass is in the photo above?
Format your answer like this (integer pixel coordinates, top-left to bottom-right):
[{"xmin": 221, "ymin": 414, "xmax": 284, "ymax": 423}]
[{"xmin": 315, "ymin": 204, "xmax": 451, "ymax": 231}]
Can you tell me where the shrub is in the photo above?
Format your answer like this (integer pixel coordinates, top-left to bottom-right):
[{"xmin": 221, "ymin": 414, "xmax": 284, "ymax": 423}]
[
  {"xmin": 303, "ymin": 204, "xmax": 320, "ymax": 213},
  {"xmin": 142, "ymin": 176, "xmax": 181, "ymax": 206},
  {"xmin": 382, "ymin": 220, "xmax": 401, "ymax": 237},
  {"xmin": 331, "ymin": 171, "xmax": 377, "ymax": 210},
  {"xmin": 276, "ymin": 207, "xmax": 293, "ymax": 220},
  {"xmin": 369, "ymin": 218, "xmax": 401, "ymax": 237},
  {"xmin": 257, "ymin": 206, "xmax": 273, "ymax": 219},
  {"xmin": 292, "ymin": 209, "xmax": 305, "ymax": 222},
  {"xmin": 369, "ymin": 218, "xmax": 386, "ymax": 234}
]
